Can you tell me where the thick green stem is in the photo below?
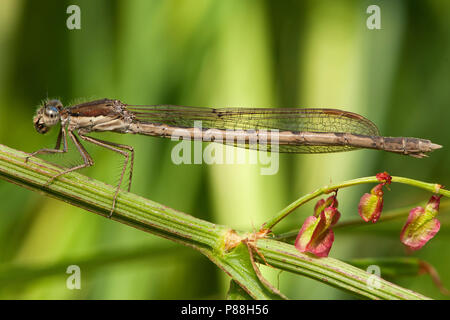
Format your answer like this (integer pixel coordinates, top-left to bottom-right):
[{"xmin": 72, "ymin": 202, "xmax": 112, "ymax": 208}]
[{"xmin": 0, "ymin": 145, "xmax": 223, "ymax": 250}]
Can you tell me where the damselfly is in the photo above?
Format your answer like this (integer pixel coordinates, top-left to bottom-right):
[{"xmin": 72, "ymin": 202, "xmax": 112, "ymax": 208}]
[{"xmin": 27, "ymin": 98, "xmax": 441, "ymax": 216}]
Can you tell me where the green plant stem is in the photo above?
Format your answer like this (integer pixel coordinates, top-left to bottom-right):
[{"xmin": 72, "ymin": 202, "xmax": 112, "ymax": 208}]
[
  {"xmin": 255, "ymin": 239, "xmax": 429, "ymax": 300},
  {"xmin": 264, "ymin": 176, "xmax": 449, "ymax": 231},
  {"xmin": 0, "ymin": 144, "xmax": 430, "ymax": 299},
  {"xmin": 0, "ymin": 144, "xmax": 276, "ymax": 299}
]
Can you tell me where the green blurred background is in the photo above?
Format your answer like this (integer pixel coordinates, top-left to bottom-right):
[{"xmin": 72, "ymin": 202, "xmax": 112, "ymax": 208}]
[{"xmin": 0, "ymin": 0, "xmax": 449, "ymax": 299}]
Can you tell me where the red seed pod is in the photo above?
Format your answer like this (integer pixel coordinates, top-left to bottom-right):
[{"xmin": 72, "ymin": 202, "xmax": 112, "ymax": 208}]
[
  {"xmin": 400, "ymin": 195, "xmax": 442, "ymax": 251},
  {"xmin": 358, "ymin": 184, "xmax": 384, "ymax": 223}
]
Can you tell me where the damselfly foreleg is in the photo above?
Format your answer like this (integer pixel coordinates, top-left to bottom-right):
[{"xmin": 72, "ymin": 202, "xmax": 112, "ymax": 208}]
[
  {"xmin": 43, "ymin": 130, "xmax": 94, "ymax": 187},
  {"xmin": 25, "ymin": 127, "xmax": 68, "ymax": 162},
  {"xmin": 77, "ymin": 133, "xmax": 134, "ymax": 217}
]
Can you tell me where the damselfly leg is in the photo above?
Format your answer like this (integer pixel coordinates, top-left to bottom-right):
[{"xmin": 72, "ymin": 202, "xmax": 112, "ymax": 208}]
[
  {"xmin": 27, "ymin": 125, "xmax": 134, "ymax": 218},
  {"xmin": 77, "ymin": 133, "xmax": 134, "ymax": 217},
  {"xmin": 44, "ymin": 130, "xmax": 94, "ymax": 186},
  {"xmin": 25, "ymin": 127, "xmax": 67, "ymax": 161}
]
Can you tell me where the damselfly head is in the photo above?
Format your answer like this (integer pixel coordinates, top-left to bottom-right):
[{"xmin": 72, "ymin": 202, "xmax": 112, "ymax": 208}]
[{"xmin": 33, "ymin": 99, "xmax": 63, "ymax": 134}]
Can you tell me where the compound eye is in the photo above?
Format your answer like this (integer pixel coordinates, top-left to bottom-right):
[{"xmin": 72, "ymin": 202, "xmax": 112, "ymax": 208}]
[{"xmin": 45, "ymin": 106, "xmax": 59, "ymax": 118}]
